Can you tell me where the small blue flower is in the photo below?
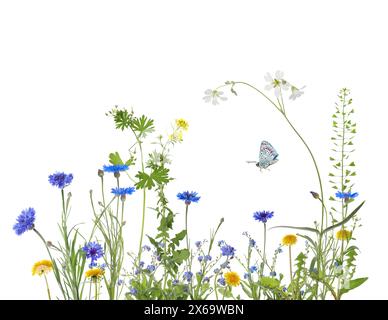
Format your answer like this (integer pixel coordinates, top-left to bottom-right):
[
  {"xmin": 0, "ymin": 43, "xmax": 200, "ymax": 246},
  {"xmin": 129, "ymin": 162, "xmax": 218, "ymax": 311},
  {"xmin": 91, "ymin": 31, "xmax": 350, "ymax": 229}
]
[
  {"xmin": 335, "ymin": 191, "xmax": 359, "ymax": 200},
  {"xmin": 204, "ymin": 255, "xmax": 212, "ymax": 262},
  {"xmin": 111, "ymin": 187, "xmax": 136, "ymax": 196},
  {"xmin": 198, "ymin": 256, "xmax": 204, "ymax": 262},
  {"xmin": 203, "ymin": 277, "xmax": 210, "ymax": 283},
  {"xmin": 158, "ymin": 241, "xmax": 165, "ymax": 248},
  {"xmin": 249, "ymin": 239, "xmax": 256, "ymax": 247},
  {"xmin": 282, "ymin": 287, "xmax": 287, "ymax": 292},
  {"xmin": 117, "ymin": 279, "xmax": 124, "ymax": 286},
  {"xmin": 103, "ymin": 164, "xmax": 129, "ymax": 173},
  {"xmin": 300, "ymin": 290, "xmax": 305, "ymax": 296},
  {"xmin": 197, "ymin": 271, "xmax": 203, "ymax": 276},
  {"xmin": 82, "ymin": 242, "xmax": 104, "ymax": 268},
  {"xmin": 183, "ymin": 271, "xmax": 193, "ymax": 282},
  {"xmin": 218, "ymin": 240, "xmax": 225, "ymax": 247},
  {"xmin": 220, "ymin": 261, "xmax": 230, "ymax": 269},
  {"xmin": 195, "ymin": 241, "xmax": 202, "ymax": 248},
  {"xmin": 244, "ymin": 273, "xmax": 250, "ymax": 279},
  {"xmin": 253, "ymin": 210, "xmax": 274, "ymax": 223},
  {"xmin": 220, "ymin": 244, "xmax": 236, "ymax": 257},
  {"xmin": 218, "ymin": 277, "xmax": 226, "ymax": 286},
  {"xmin": 13, "ymin": 207, "xmax": 36, "ymax": 235},
  {"xmin": 48, "ymin": 172, "xmax": 73, "ymax": 189},
  {"xmin": 177, "ymin": 191, "xmax": 200, "ymax": 205},
  {"xmin": 129, "ymin": 287, "xmax": 138, "ymax": 295},
  {"xmin": 139, "ymin": 261, "xmax": 145, "ymax": 268},
  {"xmin": 147, "ymin": 265, "xmax": 156, "ymax": 272},
  {"xmin": 172, "ymin": 279, "xmax": 179, "ymax": 286},
  {"xmin": 270, "ymin": 271, "xmax": 277, "ymax": 277},
  {"xmin": 277, "ymin": 247, "xmax": 283, "ymax": 254},
  {"xmin": 142, "ymin": 245, "xmax": 151, "ymax": 252},
  {"xmin": 134, "ymin": 268, "xmax": 141, "ymax": 275},
  {"xmin": 249, "ymin": 266, "xmax": 258, "ymax": 273},
  {"xmin": 100, "ymin": 263, "xmax": 107, "ymax": 270},
  {"xmin": 213, "ymin": 268, "xmax": 220, "ymax": 274}
]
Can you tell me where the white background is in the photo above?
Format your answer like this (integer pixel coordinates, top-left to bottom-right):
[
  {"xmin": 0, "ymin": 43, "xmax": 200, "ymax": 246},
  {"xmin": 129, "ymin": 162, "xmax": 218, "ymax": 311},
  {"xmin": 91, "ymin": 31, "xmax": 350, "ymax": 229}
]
[{"xmin": 0, "ymin": 0, "xmax": 386, "ymax": 299}]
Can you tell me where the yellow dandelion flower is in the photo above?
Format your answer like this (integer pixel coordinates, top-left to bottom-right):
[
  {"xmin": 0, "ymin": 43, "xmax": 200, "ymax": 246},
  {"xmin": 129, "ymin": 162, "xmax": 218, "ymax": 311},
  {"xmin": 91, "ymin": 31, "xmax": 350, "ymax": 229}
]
[
  {"xmin": 282, "ymin": 234, "xmax": 297, "ymax": 246},
  {"xmin": 85, "ymin": 268, "xmax": 105, "ymax": 279},
  {"xmin": 336, "ymin": 229, "xmax": 352, "ymax": 241},
  {"xmin": 32, "ymin": 260, "xmax": 53, "ymax": 276},
  {"xmin": 175, "ymin": 118, "xmax": 189, "ymax": 131},
  {"xmin": 224, "ymin": 271, "xmax": 241, "ymax": 287}
]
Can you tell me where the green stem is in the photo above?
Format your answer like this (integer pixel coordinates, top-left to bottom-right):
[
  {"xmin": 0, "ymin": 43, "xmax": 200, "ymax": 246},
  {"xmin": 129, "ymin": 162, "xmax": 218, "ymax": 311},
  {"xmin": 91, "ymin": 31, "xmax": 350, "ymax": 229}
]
[
  {"xmin": 43, "ymin": 274, "xmax": 51, "ymax": 300},
  {"xmin": 289, "ymin": 246, "xmax": 293, "ymax": 292},
  {"xmin": 137, "ymin": 140, "xmax": 147, "ymax": 268},
  {"xmin": 185, "ymin": 204, "xmax": 190, "ymax": 267}
]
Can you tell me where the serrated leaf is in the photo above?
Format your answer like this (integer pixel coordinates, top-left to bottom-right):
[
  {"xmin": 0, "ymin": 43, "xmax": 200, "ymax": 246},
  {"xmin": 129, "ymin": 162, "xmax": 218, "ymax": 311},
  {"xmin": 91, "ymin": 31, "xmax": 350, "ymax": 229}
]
[
  {"xmin": 135, "ymin": 166, "xmax": 172, "ymax": 190},
  {"xmin": 131, "ymin": 115, "xmax": 155, "ymax": 136}
]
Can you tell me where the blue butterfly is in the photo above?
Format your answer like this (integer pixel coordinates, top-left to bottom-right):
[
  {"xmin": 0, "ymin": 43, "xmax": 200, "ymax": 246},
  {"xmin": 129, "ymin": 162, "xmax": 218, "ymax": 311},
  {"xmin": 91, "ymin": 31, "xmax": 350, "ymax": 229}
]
[{"xmin": 247, "ymin": 140, "xmax": 279, "ymax": 170}]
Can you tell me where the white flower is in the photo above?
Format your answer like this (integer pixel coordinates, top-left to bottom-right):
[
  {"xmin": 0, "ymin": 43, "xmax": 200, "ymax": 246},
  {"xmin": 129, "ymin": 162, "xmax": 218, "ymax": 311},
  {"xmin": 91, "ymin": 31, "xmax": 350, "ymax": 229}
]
[
  {"xmin": 289, "ymin": 86, "xmax": 305, "ymax": 101},
  {"xmin": 264, "ymin": 71, "xmax": 290, "ymax": 97},
  {"xmin": 203, "ymin": 89, "xmax": 227, "ymax": 105}
]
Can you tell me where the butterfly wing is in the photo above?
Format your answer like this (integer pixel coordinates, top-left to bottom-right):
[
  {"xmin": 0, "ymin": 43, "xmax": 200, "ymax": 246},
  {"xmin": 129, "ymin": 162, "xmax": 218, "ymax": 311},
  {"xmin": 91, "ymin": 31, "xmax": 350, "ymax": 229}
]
[{"xmin": 258, "ymin": 140, "xmax": 279, "ymax": 169}]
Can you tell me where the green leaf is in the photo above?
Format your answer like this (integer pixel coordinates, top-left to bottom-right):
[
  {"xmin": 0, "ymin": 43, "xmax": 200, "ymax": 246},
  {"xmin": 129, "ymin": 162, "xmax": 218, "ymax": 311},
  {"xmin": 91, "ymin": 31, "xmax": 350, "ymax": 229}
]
[
  {"xmin": 131, "ymin": 115, "xmax": 155, "ymax": 136},
  {"xmin": 270, "ymin": 225, "xmax": 319, "ymax": 234},
  {"xmin": 260, "ymin": 276, "xmax": 280, "ymax": 289},
  {"xmin": 339, "ymin": 277, "xmax": 368, "ymax": 295},
  {"xmin": 172, "ymin": 249, "xmax": 190, "ymax": 264},
  {"xmin": 349, "ymin": 161, "xmax": 355, "ymax": 166},
  {"xmin": 113, "ymin": 108, "xmax": 132, "ymax": 130},
  {"xmin": 135, "ymin": 167, "xmax": 172, "ymax": 190},
  {"xmin": 171, "ymin": 230, "xmax": 187, "ymax": 246},
  {"xmin": 109, "ymin": 152, "xmax": 124, "ymax": 165},
  {"xmin": 322, "ymin": 201, "xmax": 365, "ymax": 234}
]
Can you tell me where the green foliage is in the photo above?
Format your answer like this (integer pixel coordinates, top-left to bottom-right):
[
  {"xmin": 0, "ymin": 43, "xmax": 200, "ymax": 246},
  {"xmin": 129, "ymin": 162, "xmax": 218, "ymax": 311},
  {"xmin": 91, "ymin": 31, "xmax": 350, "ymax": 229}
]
[
  {"xmin": 135, "ymin": 166, "xmax": 172, "ymax": 190},
  {"xmin": 108, "ymin": 151, "xmax": 135, "ymax": 166}
]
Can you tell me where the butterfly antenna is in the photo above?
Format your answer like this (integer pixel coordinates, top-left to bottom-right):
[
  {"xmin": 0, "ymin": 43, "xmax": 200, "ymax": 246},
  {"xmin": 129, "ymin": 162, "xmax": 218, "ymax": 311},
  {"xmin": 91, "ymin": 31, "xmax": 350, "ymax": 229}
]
[{"xmin": 246, "ymin": 161, "xmax": 256, "ymax": 164}]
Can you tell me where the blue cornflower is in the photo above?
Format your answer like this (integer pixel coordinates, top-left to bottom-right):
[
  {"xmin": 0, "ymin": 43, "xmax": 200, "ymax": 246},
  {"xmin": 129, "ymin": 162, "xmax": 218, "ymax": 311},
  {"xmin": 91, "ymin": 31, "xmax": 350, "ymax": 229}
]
[
  {"xmin": 335, "ymin": 191, "xmax": 359, "ymax": 200},
  {"xmin": 177, "ymin": 191, "xmax": 200, "ymax": 205},
  {"xmin": 195, "ymin": 241, "xmax": 202, "ymax": 248},
  {"xmin": 220, "ymin": 244, "xmax": 236, "ymax": 257},
  {"xmin": 253, "ymin": 210, "xmax": 274, "ymax": 223},
  {"xmin": 249, "ymin": 266, "xmax": 258, "ymax": 273},
  {"xmin": 13, "ymin": 207, "xmax": 36, "ymax": 235},
  {"xmin": 129, "ymin": 288, "xmax": 138, "ymax": 295},
  {"xmin": 147, "ymin": 265, "xmax": 156, "ymax": 272},
  {"xmin": 82, "ymin": 242, "xmax": 104, "ymax": 268},
  {"xmin": 48, "ymin": 172, "xmax": 73, "ymax": 189},
  {"xmin": 198, "ymin": 256, "xmax": 204, "ymax": 262},
  {"xmin": 103, "ymin": 164, "xmax": 129, "ymax": 173},
  {"xmin": 204, "ymin": 255, "xmax": 212, "ymax": 262},
  {"xmin": 172, "ymin": 279, "xmax": 179, "ymax": 286},
  {"xmin": 218, "ymin": 277, "xmax": 226, "ymax": 286},
  {"xmin": 183, "ymin": 271, "xmax": 193, "ymax": 282},
  {"xmin": 249, "ymin": 239, "xmax": 256, "ymax": 247},
  {"xmin": 142, "ymin": 245, "xmax": 151, "ymax": 252},
  {"xmin": 111, "ymin": 187, "xmax": 136, "ymax": 196},
  {"xmin": 270, "ymin": 271, "xmax": 277, "ymax": 277}
]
